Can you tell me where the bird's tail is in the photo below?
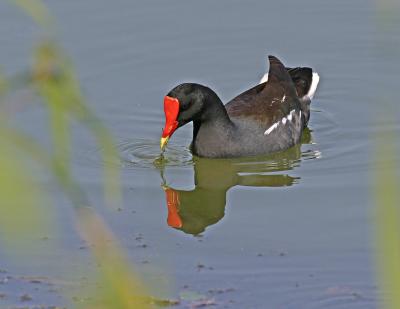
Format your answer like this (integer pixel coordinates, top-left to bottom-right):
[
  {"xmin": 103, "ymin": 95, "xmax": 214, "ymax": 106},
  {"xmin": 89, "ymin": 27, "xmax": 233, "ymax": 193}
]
[{"xmin": 259, "ymin": 66, "xmax": 319, "ymax": 100}]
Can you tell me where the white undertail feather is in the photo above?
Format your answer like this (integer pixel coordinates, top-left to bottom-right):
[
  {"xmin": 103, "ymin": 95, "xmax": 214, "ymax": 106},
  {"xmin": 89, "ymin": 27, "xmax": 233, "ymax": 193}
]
[
  {"xmin": 259, "ymin": 73, "xmax": 269, "ymax": 84},
  {"xmin": 258, "ymin": 71, "xmax": 320, "ymax": 99},
  {"xmin": 305, "ymin": 72, "xmax": 319, "ymax": 100}
]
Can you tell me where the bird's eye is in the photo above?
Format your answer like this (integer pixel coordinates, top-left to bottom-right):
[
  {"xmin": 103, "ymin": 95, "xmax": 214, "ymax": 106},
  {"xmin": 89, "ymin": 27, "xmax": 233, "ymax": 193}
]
[
  {"xmin": 180, "ymin": 101, "xmax": 190, "ymax": 111},
  {"xmin": 179, "ymin": 103, "xmax": 189, "ymax": 111}
]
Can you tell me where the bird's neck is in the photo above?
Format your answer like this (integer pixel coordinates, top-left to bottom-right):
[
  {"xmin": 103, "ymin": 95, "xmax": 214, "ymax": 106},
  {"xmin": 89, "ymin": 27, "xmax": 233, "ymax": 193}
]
[{"xmin": 192, "ymin": 94, "xmax": 233, "ymax": 142}]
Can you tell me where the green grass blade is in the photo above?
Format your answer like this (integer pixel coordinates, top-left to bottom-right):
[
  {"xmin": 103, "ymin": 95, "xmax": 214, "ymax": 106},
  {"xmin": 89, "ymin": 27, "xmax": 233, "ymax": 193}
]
[
  {"xmin": 32, "ymin": 41, "xmax": 121, "ymax": 208},
  {"xmin": 374, "ymin": 131, "xmax": 400, "ymax": 309},
  {"xmin": 9, "ymin": 0, "xmax": 53, "ymax": 27},
  {"xmin": 0, "ymin": 130, "xmax": 51, "ymax": 248}
]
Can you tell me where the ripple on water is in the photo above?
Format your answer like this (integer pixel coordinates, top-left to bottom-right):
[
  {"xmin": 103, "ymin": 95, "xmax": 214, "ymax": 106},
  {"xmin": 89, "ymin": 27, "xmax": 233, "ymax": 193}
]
[
  {"xmin": 119, "ymin": 138, "xmax": 323, "ymax": 172},
  {"xmin": 119, "ymin": 139, "xmax": 194, "ymax": 168},
  {"xmin": 78, "ymin": 136, "xmax": 323, "ymax": 173},
  {"xmin": 75, "ymin": 138, "xmax": 194, "ymax": 169}
]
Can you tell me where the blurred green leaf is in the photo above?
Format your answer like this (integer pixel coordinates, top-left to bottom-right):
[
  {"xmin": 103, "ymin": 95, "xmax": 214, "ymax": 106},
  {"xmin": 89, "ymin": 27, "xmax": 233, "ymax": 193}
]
[
  {"xmin": 374, "ymin": 130, "xmax": 400, "ymax": 309},
  {"xmin": 0, "ymin": 129, "xmax": 50, "ymax": 248},
  {"xmin": 32, "ymin": 41, "xmax": 121, "ymax": 208},
  {"xmin": 76, "ymin": 208, "xmax": 151, "ymax": 309},
  {"xmin": 1, "ymin": 3, "xmax": 160, "ymax": 308},
  {"xmin": 0, "ymin": 123, "xmax": 89, "ymax": 208},
  {"xmin": 10, "ymin": 0, "xmax": 53, "ymax": 27}
]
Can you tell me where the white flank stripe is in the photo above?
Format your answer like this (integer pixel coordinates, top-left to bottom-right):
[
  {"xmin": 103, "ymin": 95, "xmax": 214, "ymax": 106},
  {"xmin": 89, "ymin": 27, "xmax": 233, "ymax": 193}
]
[
  {"xmin": 264, "ymin": 109, "xmax": 301, "ymax": 135},
  {"xmin": 264, "ymin": 122, "xmax": 278, "ymax": 135}
]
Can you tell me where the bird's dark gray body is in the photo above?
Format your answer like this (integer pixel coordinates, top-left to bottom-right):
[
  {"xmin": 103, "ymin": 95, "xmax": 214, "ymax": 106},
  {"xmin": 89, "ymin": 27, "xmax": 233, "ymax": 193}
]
[{"xmin": 192, "ymin": 109, "xmax": 304, "ymax": 158}]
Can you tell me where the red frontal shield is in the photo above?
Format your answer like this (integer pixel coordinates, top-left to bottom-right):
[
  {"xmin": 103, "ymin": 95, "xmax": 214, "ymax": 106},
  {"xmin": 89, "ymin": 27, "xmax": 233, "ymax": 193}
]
[{"xmin": 162, "ymin": 96, "xmax": 180, "ymax": 138}]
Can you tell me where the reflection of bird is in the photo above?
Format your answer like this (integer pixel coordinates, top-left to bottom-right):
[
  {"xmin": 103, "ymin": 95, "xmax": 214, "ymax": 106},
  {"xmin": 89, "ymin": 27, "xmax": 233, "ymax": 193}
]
[
  {"xmin": 160, "ymin": 55, "xmax": 319, "ymax": 158},
  {"xmin": 161, "ymin": 132, "xmax": 313, "ymax": 235}
]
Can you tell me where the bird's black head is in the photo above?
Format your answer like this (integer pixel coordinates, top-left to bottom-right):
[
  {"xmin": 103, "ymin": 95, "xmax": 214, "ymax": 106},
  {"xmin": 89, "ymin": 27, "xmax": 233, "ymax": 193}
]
[{"xmin": 161, "ymin": 83, "xmax": 220, "ymax": 149}]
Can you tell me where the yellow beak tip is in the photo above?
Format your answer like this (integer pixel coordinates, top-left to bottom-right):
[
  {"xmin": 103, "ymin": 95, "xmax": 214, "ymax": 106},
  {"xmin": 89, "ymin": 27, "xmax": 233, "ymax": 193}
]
[{"xmin": 160, "ymin": 137, "xmax": 169, "ymax": 150}]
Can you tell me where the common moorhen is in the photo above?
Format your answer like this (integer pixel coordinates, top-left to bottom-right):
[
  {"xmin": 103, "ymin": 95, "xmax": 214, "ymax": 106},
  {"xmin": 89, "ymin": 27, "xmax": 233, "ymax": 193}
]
[{"xmin": 161, "ymin": 55, "xmax": 319, "ymax": 158}]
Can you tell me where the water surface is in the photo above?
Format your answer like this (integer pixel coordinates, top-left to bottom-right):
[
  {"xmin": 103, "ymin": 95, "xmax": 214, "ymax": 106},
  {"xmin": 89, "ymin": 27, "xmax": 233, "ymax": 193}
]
[{"xmin": 1, "ymin": 0, "xmax": 399, "ymax": 308}]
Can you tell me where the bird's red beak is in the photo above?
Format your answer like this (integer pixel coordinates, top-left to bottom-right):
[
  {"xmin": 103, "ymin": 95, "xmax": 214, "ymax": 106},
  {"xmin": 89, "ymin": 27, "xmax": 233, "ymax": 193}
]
[{"xmin": 160, "ymin": 96, "xmax": 180, "ymax": 150}]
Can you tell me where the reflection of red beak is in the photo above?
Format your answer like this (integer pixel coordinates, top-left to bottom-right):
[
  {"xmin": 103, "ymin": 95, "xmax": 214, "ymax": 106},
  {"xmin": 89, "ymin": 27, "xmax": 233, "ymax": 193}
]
[
  {"xmin": 164, "ymin": 188, "xmax": 182, "ymax": 228},
  {"xmin": 160, "ymin": 96, "xmax": 180, "ymax": 150}
]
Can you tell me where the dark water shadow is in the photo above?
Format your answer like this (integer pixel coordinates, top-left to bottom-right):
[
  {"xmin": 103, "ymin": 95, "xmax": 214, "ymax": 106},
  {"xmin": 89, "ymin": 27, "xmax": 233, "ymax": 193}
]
[{"xmin": 158, "ymin": 128, "xmax": 319, "ymax": 235}]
